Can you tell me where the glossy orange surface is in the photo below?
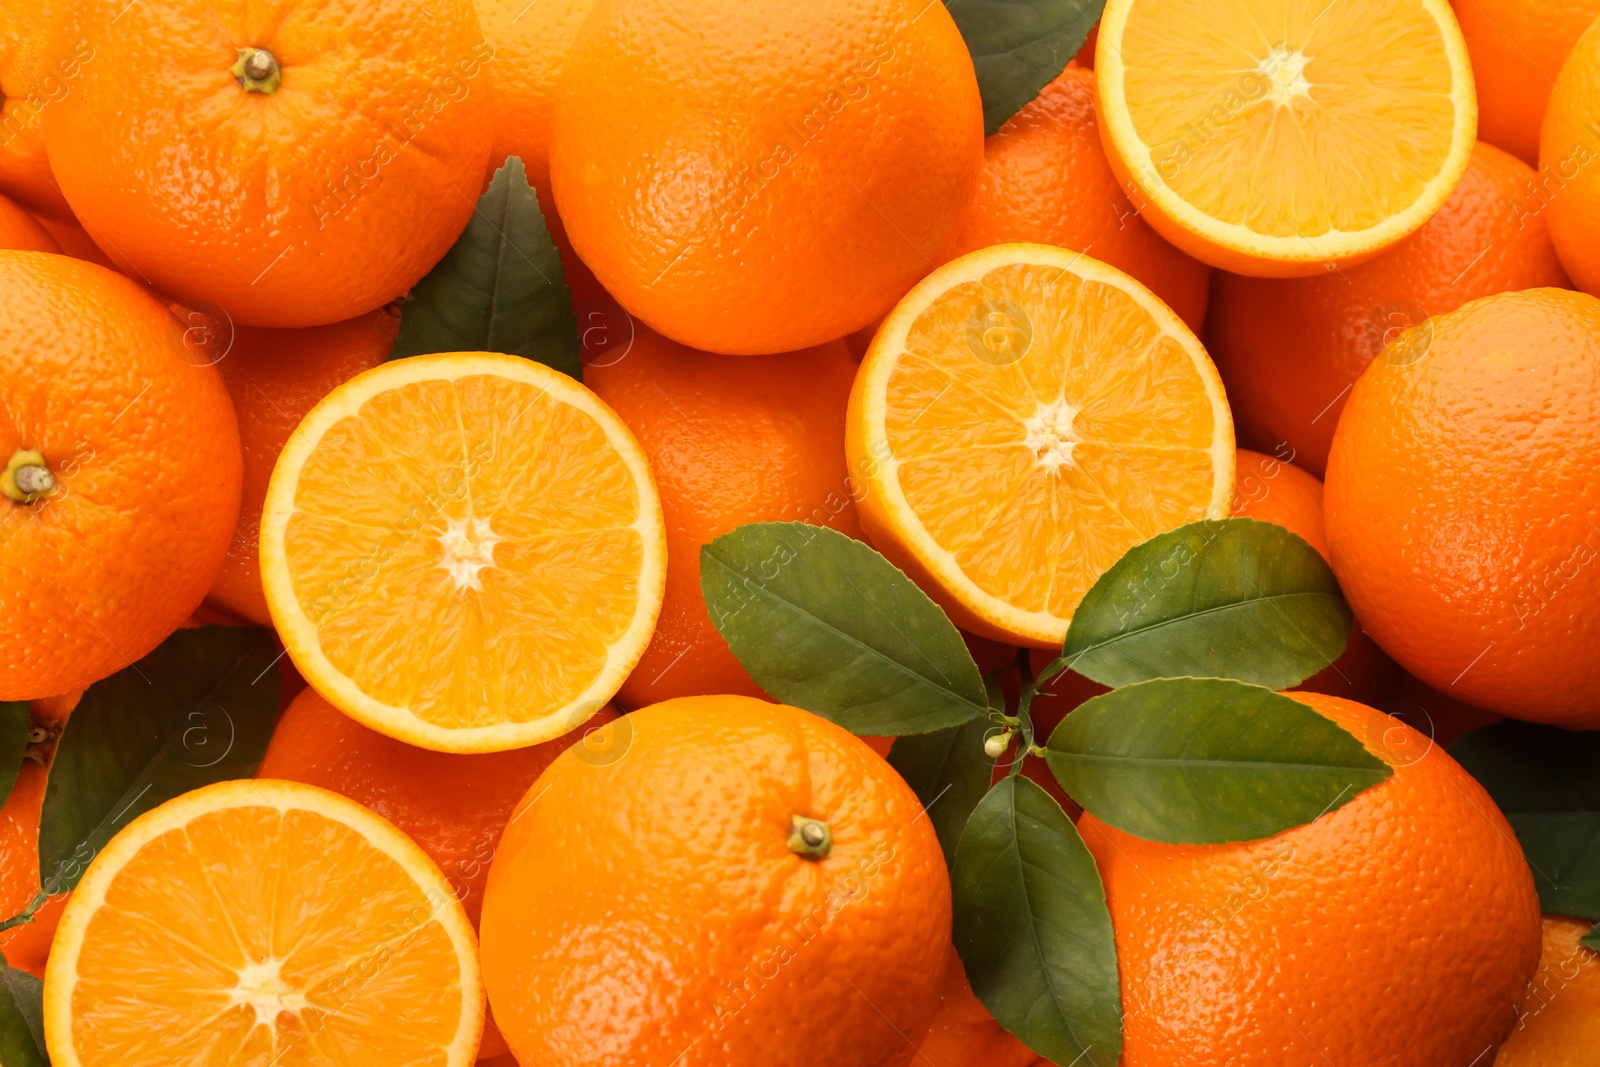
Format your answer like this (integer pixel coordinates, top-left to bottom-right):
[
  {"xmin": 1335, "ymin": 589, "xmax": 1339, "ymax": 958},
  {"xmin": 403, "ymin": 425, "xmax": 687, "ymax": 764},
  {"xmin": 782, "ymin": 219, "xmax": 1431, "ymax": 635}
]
[
  {"xmin": 0, "ymin": 0, "xmax": 74, "ymax": 218},
  {"xmin": 1542, "ymin": 17, "xmax": 1600, "ymax": 296},
  {"xmin": 1325, "ymin": 288, "xmax": 1600, "ymax": 724},
  {"xmin": 1495, "ymin": 915, "xmax": 1600, "ymax": 1067},
  {"xmin": 550, "ymin": 0, "xmax": 984, "ymax": 354},
  {"xmin": 912, "ymin": 945, "xmax": 1050, "ymax": 1067},
  {"xmin": 41, "ymin": 0, "xmax": 492, "ymax": 327},
  {"xmin": 480, "ymin": 695, "xmax": 951, "ymax": 1067},
  {"xmin": 0, "ymin": 252, "xmax": 241, "ymax": 700},
  {"xmin": 1083, "ymin": 692, "xmax": 1541, "ymax": 1067}
]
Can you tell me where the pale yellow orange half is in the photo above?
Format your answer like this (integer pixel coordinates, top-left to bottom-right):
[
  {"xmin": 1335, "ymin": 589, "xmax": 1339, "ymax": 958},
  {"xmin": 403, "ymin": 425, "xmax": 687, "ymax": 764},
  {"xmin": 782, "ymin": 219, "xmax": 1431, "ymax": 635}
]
[
  {"xmin": 261, "ymin": 352, "xmax": 666, "ymax": 753},
  {"xmin": 847, "ymin": 243, "xmax": 1234, "ymax": 648}
]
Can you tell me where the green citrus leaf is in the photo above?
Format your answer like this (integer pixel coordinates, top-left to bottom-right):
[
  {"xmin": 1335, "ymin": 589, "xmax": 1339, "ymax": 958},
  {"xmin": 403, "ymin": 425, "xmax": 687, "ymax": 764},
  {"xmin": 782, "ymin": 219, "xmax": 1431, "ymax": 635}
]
[
  {"xmin": 1046, "ymin": 677, "xmax": 1391, "ymax": 844},
  {"xmin": 888, "ymin": 719, "xmax": 996, "ymax": 868},
  {"xmin": 390, "ymin": 156, "xmax": 580, "ymax": 379},
  {"xmin": 1062, "ymin": 518, "xmax": 1352, "ymax": 689},
  {"xmin": 952, "ymin": 775, "xmax": 1121, "ymax": 1066},
  {"xmin": 0, "ymin": 962, "xmax": 46, "ymax": 1067},
  {"xmin": 37, "ymin": 627, "xmax": 282, "ymax": 899},
  {"xmin": 701, "ymin": 522, "xmax": 987, "ymax": 735},
  {"xmin": 0, "ymin": 701, "xmax": 28, "ymax": 810},
  {"xmin": 947, "ymin": 0, "xmax": 1107, "ymax": 135},
  {"xmin": 1450, "ymin": 721, "xmax": 1600, "ymax": 921}
]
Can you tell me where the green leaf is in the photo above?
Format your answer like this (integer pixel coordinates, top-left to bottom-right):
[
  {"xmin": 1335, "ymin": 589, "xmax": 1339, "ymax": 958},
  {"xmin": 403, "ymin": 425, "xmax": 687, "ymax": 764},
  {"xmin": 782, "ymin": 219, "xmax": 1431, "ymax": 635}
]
[
  {"xmin": 0, "ymin": 962, "xmax": 46, "ymax": 1067},
  {"xmin": 37, "ymin": 627, "xmax": 282, "ymax": 898},
  {"xmin": 952, "ymin": 776, "xmax": 1121, "ymax": 1066},
  {"xmin": 0, "ymin": 701, "xmax": 28, "ymax": 809},
  {"xmin": 1046, "ymin": 677, "xmax": 1391, "ymax": 844},
  {"xmin": 888, "ymin": 719, "xmax": 995, "ymax": 868},
  {"xmin": 1062, "ymin": 518, "xmax": 1352, "ymax": 690},
  {"xmin": 1450, "ymin": 721, "xmax": 1600, "ymax": 920},
  {"xmin": 947, "ymin": 0, "xmax": 1107, "ymax": 135},
  {"xmin": 390, "ymin": 156, "xmax": 580, "ymax": 379},
  {"xmin": 700, "ymin": 522, "xmax": 987, "ymax": 735}
]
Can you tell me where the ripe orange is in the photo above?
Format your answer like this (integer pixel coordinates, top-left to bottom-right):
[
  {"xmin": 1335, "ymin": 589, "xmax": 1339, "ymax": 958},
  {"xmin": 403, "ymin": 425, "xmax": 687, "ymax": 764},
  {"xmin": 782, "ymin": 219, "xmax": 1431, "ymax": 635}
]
[
  {"xmin": 951, "ymin": 67, "xmax": 1211, "ymax": 334},
  {"xmin": 1209, "ymin": 141, "xmax": 1570, "ymax": 475},
  {"xmin": 550, "ymin": 0, "xmax": 984, "ymax": 355},
  {"xmin": 0, "ymin": 1, "xmax": 74, "ymax": 218},
  {"xmin": 1081, "ymin": 691, "xmax": 1541, "ymax": 1067},
  {"xmin": 42, "ymin": 0, "xmax": 493, "ymax": 328},
  {"xmin": 1455, "ymin": 0, "xmax": 1600, "ymax": 165},
  {"xmin": 1231, "ymin": 449, "xmax": 1399, "ymax": 705},
  {"xmin": 847, "ymin": 243, "xmax": 1234, "ymax": 647},
  {"xmin": 587, "ymin": 324, "xmax": 861, "ymax": 707},
  {"xmin": 1095, "ymin": 0, "xmax": 1478, "ymax": 276},
  {"xmin": 207, "ymin": 310, "xmax": 399, "ymax": 625},
  {"xmin": 0, "ymin": 252, "xmax": 241, "ymax": 701},
  {"xmin": 1325, "ymin": 288, "xmax": 1600, "ymax": 725},
  {"xmin": 1541, "ymin": 16, "xmax": 1600, "ymax": 295},
  {"xmin": 913, "ymin": 945, "xmax": 1047, "ymax": 1067},
  {"xmin": 44, "ymin": 779, "xmax": 485, "ymax": 1067},
  {"xmin": 0, "ymin": 191, "xmax": 56, "ymax": 252},
  {"xmin": 260, "ymin": 352, "xmax": 665, "ymax": 752},
  {"xmin": 480, "ymin": 694, "xmax": 951, "ymax": 1067},
  {"xmin": 30, "ymin": 214, "xmax": 115, "ymax": 270},
  {"xmin": 1495, "ymin": 915, "xmax": 1600, "ymax": 1067}
]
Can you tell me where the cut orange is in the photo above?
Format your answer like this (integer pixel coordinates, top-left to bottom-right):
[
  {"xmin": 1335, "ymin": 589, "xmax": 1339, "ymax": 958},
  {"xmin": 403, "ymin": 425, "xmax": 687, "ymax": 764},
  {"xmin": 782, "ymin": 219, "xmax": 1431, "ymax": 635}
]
[
  {"xmin": 1095, "ymin": 0, "xmax": 1477, "ymax": 277},
  {"xmin": 261, "ymin": 352, "xmax": 665, "ymax": 753},
  {"xmin": 846, "ymin": 243, "xmax": 1233, "ymax": 647},
  {"xmin": 43, "ymin": 779, "xmax": 484, "ymax": 1067}
]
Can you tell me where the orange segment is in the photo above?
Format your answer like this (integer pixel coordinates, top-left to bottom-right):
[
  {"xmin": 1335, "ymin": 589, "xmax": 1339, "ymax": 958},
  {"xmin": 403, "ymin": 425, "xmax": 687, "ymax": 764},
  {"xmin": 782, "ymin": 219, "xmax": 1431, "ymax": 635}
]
[
  {"xmin": 261, "ymin": 352, "xmax": 665, "ymax": 753},
  {"xmin": 43, "ymin": 779, "xmax": 483, "ymax": 1067},
  {"xmin": 1095, "ymin": 0, "xmax": 1476, "ymax": 276},
  {"xmin": 847, "ymin": 243, "xmax": 1233, "ymax": 647}
]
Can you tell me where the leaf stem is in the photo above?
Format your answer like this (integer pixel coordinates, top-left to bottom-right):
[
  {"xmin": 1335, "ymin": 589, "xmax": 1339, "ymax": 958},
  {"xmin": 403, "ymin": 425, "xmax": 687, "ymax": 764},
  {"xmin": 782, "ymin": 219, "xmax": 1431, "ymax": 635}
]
[{"xmin": 0, "ymin": 890, "xmax": 48, "ymax": 934}]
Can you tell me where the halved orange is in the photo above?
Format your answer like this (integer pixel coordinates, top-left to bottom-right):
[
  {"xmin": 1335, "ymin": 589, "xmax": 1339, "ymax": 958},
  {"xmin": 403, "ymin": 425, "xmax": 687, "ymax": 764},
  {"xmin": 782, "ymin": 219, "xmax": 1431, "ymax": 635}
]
[
  {"xmin": 846, "ymin": 243, "xmax": 1234, "ymax": 647},
  {"xmin": 1095, "ymin": 0, "xmax": 1477, "ymax": 277},
  {"xmin": 261, "ymin": 352, "xmax": 665, "ymax": 753},
  {"xmin": 43, "ymin": 779, "xmax": 484, "ymax": 1067}
]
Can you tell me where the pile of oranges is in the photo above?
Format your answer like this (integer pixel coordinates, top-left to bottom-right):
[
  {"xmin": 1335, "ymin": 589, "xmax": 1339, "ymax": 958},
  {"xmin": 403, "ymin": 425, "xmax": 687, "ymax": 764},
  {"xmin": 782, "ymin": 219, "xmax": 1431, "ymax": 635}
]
[{"xmin": 2, "ymin": 0, "xmax": 1599, "ymax": 1065}]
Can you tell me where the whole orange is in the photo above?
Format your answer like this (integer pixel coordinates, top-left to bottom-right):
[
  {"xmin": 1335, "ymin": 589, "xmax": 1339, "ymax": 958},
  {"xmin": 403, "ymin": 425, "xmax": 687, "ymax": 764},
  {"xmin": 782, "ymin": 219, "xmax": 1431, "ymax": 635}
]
[
  {"xmin": 207, "ymin": 310, "xmax": 399, "ymax": 625},
  {"xmin": 550, "ymin": 0, "xmax": 984, "ymax": 355},
  {"xmin": 1325, "ymin": 288, "xmax": 1600, "ymax": 725},
  {"xmin": 1542, "ymin": 16, "xmax": 1600, "ymax": 295},
  {"xmin": 480, "ymin": 694, "xmax": 951, "ymax": 1067},
  {"xmin": 1231, "ymin": 449, "xmax": 1399, "ymax": 706},
  {"xmin": 0, "ymin": 0, "xmax": 74, "ymax": 218},
  {"xmin": 1495, "ymin": 915, "xmax": 1600, "ymax": 1067},
  {"xmin": 1209, "ymin": 141, "xmax": 1570, "ymax": 476},
  {"xmin": 42, "ymin": 0, "xmax": 493, "ymax": 328},
  {"xmin": 1455, "ymin": 0, "xmax": 1600, "ymax": 165},
  {"xmin": 0, "ymin": 252, "xmax": 241, "ymax": 701},
  {"xmin": 1081, "ymin": 691, "xmax": 1541, "ymax": 1067},
  {"xmin": 587, "ymin": 324, "xmax": 861, "ymax": 707},
  {"xmin": 0, "ymin": 192, "xmax": 56, "ymax": 253},
  {"xmin": 950, "ymin": 67, "xmax": 1211, "ymax": 334},
  {"xmin": 913, "ymin": 945, "xmax": 1048, "ymax": 1067}
]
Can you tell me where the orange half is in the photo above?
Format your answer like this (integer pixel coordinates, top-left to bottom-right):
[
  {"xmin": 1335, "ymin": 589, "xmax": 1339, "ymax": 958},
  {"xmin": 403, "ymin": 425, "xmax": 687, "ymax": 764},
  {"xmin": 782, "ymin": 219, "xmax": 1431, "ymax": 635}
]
[
  {"xmin": 1095, "ymin": 0, "xmax": 1476, "ymax": 276},
  {"xmin": 847, "ymin": 243, "xmax": 1234, "ymax": 647},
  {"xmin": 43, "ymin": 779, "xmax": 484, "ymax": 1067},
  {"xmin": 261, "ymin": 352, "xmax": 666, "ymax": 752}
]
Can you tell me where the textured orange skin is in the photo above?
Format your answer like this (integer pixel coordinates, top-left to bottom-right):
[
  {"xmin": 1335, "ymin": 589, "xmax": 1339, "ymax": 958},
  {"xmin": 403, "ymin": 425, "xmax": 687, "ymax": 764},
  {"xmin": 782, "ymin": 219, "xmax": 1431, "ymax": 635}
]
[
  {"xmin": 1543, "ymin": 18, "xmax": 1600, "ymax": 296},
  {"xmin": 0, "ymin": 252, "xmax": 242, "ymax": 701},
  {"xmin": 951, "ymin": 68, "xmax": 1211, "ymax": 334},
  {"xmin": 1455, "ymin": 0, "xmax": 1600, "ymax": 165},
  {"xmin": 31, "ymin": 214, "xmax": 115, "ymax": 270},
  {"xmin": 480, "ymin": 695, "xmax": 951, "ymax": 1067},
  {"xmin": 1230, "ymin": 450, "xmax": 1400, "ymax": 706},
  {"xmin": 1495, "ymin": 915, "xmax": 1600, "ymax": 1067},
  {"xmin": 0, "ymin": 193, "xmax": 57, "ymax": 253},
  {"xmin": 42, "ymin": 0, "xmax": 493, "ymax": 328},
  {"xmin": 207, "ymin": 310, "xmax": 398, "ymax": 624},
  {"xmin": 1083, "ymin": 691, "xmax": 1541, "ymax": 1067},
  {"xmin": 587, "ymin": 326, "xmax": 861, "ymax": 708},
  {"xmin": 1209, "ymin": 141, "xmax": 1569, "ymax": 476},
  {"xmin": 0, "ymin": 0, "xmax": 73, "ymax": 218},
  {"xmin": 913, "ymin": 945, "xmax": 1050, "ymax": 1067},
  {"xmin": 550, "ymin": 0, "xmax": 984, "ymax": 355},
  {"xmin": 1325, "ymin": 288, "xmax": 1600, "ymax": 724}
]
